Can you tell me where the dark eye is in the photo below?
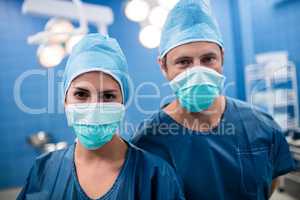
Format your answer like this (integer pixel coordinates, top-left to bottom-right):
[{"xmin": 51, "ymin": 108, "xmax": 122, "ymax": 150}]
[
  {"xmin": 74, "ymin": 91, "xmax": 89, "ymax": 99},
  {"xmin": 176, "ymin": 59, "xmax": 192, "ymax": 68},
  {"xmin": 102, "ymin": 93, "xmax": 116, "ymax": 102},
  {"xmin": 201, "ymin": 56, "xmax": 217, "ymax": 65}
]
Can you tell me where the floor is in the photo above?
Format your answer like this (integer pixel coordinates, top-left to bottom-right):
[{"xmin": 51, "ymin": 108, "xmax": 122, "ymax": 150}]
[
  {"xmin": 270, "ymin": 190, "xmax": 299, "ymax": 200},
  {"xmin": 0, "ymin": 188, "xmax": 298, "ymax": 200}
]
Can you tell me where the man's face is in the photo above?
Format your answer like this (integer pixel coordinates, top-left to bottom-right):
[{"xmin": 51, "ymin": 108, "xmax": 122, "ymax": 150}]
[{"xmin": 159, "ymin": 41, "xmax": 224, "ymax": 81}]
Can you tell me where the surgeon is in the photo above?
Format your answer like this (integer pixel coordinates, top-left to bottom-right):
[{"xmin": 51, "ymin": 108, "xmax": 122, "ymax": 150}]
[
  {"xmin": 17, "ymin": 34, "xmax": 185, "ymax": 200},
  {"xmin": 132, "ymin": 0, "xmax": 295, "ymax": 199}
]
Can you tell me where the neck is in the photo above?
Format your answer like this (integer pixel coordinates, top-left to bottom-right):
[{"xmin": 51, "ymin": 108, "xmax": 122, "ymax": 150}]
[
  {"xmin": 75, "ymin": 135, "xmax": 128, "ymax": 163},
  {"xmin": 164, "ymin": 96, "xmax": 226, "ymax": 131}
]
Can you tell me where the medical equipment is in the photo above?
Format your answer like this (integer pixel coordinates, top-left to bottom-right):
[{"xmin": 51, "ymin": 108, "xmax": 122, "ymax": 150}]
[
  {"xmin": 245, "ymin": 53, "xmax": 299, "ymax": 131},
  {"xmin": 27, "ymin": 131, "xmax": 68, "ymax": 153}
]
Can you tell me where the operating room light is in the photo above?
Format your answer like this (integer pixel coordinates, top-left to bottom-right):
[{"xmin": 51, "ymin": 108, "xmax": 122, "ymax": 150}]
[
  {"xmin": 157, "ymin": 0, "xmax": 179, "ymax": 10},
  {"xmin": 38, "ymin": 44, "xmax": 65, "ymax": 68},
  {"xmin": 23, "ymin": 0, "xmax": 115, "ymax": 68},
  {"xmin": 148, "ymin": 6, "xmax": 169, "ymax": 28},
  {"xmin": 125, "ymin": 0, "xmax": 178, "ymax": 49},
  {"xmin": 45, "ymin": 18, "xmax": 75, "ymax": 43},
  {"xmin": 36, "ymin": 17, "xmax": 85, "ymax": 67},
  {"xmin": 66, "ymin": 34, "xmax": 85, "ymax": 54},
  {"xmin": 139, "ymin": 25, "xmax": 161, "ymax": 49},
  {"xmin": 125, "ymin": 0, "xmax": 150, "ymax": 22}
]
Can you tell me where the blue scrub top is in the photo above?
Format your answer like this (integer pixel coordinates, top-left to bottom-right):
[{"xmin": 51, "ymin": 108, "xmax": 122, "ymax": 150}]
[
  {"xmin": 17, "ymin": 142, "xmax": 185, "ymax": 200},
  {"xmin": 132, "ymin": 97, "xmax": 295, "ymax": 200}
]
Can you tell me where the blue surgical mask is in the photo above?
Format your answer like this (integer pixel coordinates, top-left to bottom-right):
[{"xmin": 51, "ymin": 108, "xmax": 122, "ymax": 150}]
[
  {"xmin": 65, "ymin": 102, "xmax": 125, "ymax": 150},
  {"xmin": 169, "ymin": 66, "xmax": 225, "ymax": 113}
]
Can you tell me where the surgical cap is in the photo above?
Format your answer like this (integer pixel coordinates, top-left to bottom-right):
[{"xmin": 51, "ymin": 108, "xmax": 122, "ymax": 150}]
[
  {"xmin": 159, "ymin": 0, "xmax": 224, "ymax": 58},
  {"xmin": 62, "ymin": 33, "xmax": 130, "ymax": 104}
]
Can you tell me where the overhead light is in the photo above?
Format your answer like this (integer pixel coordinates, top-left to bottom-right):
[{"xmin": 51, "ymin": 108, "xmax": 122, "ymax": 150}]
[
  {"xmin": 157, "ymin": 0, "xmax": 179, "ymax": 10},
  {"xmin": 139, "ymin": 25, "xmax": 161, "ymax": 49},
  {"xmin": 37, "ymin": 44, "xmax": 65, "ymax": 68},
  {"xmin": 66, "ymin": 34, "xmax": 85, "ymax": 54},
  {"xmin": 125, "ymin": 0, "xmax": 150, "ymax": 22},
  {"xmin": 45, "ymin": 18, "xmax": 74, "ymax": 43},
  {"xmin": 149, "ymin": 6, "xmax": 169, "ymax": 28}
]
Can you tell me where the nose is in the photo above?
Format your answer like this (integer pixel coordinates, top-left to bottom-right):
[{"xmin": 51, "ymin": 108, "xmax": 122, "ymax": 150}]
[
  {"xmin": 194, "ymin": 58, "xmax": 201, "ymax": 66},
  {"xmin": 89, "ymin": 92, "xmax": 102, "ymax": 103},
  {"xmin": 97, "ymin": 93, "xmax": 103, "ymax": 103}
]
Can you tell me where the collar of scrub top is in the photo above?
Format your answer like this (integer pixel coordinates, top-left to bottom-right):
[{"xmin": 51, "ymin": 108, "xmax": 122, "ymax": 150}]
[
  {"xmin": 159, "ymin": 0, "xmax": 224, "ymax": 59},
  {"xmin": 62, "ymin": 33, "xmax": 131, "ymax": 105}
]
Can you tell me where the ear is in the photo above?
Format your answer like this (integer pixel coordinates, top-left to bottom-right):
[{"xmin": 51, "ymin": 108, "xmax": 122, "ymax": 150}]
[
  {"xmin": 64, "ymin": 92, "xmax": 68, "ymax": 107},
  {"xmin": 221, "ymin": 48, "xmax": 225, "ymax": 66},
  {"xmin": 158, "ymin": 56, "xmax": 167, "ymax": 77}
]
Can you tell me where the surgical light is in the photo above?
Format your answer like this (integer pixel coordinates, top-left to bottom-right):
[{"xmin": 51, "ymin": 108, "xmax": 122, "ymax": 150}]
[
  {"xmin": 139, "ymin": 25, "xmax": 161, "ymax": 49},
  {"xmin": 37, "ymin": 44, "xmax": 65, "ymax": 68},
  {"xmin": 148, "ymin": 6, "xmax": 168, "ymax": 28},
  {"xmin": 66, "ymin": 34, "xmax": 85, "ymax": 54},
  {"xmin": 157, "ymin": 0, "xmax": 179, "ymax": 10},
  {"xmin": 45, "ymin": 18, "xmax": 75, "ymax": 43},
  {"xmin": 125, "ymin": 0, "xmax": 150, "ymax": 22}
]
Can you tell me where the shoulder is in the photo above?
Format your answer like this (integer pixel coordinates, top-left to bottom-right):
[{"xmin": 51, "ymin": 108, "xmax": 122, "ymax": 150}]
[
  {"xmin": 131, "ymin": 110, "xmax": 163, "ymax": 142},
  {"xmin": 32, "ymin": 145, "xmax": 73, "ymax": 174},
  {"xmin": 36, "ymin": 145, "xmax": 71, "ymax": 163},
  {"xmin": 129, "ymin": 143, "xmax": 176, "ymax": 174},
  {"xmin": 18, "ymin": 145, "xmax": 73, "ymax": 197},
  {"xmin": 127, "ymin": 144, "xmax": 185, "ymax": 199},
  {"xmin": 228, "ymin": 97, "xmax": 281, "ymax": 131}
]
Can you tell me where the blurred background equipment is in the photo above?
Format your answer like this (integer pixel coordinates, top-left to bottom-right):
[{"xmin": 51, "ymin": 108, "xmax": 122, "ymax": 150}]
[
  {"xmin": 283, "ymin": 128, "xmax": 300, "ymax": 199},
  {"xmin": 22, "ymin": 0, "xmax": 113, "ymax": 68},
  {"xmin": 245, "ymin": 51, "xmax": 299, "ymax": 131},
  {"xmin": 27, "ymin": 131, "xmax": 68, "ymax": 153}
]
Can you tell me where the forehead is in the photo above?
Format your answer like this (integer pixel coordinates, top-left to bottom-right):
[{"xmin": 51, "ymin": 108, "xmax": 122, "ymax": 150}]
[
  {"xmin": 166, "ymin": 41, "xmax": 221, "ymax": 59},
  {"xmin": 70, "ymin": 71, "xmax": 119, "ymax": 88}
]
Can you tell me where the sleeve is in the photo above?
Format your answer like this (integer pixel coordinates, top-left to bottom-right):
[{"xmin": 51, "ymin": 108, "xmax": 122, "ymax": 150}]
[
  {"xmin": 16, "ymin": 164, "xmax": 37, "ymax": 200},
  {"xmin": 272, "ymin": 125, "xmax": 296, "ymax": 178},
  {"xmin": 16, "ymin": 157, "xmax": 50, "ymax": 200},
  {"xmin": 152, "ymin": 163, "xmax": 185, "ymax": 200}
]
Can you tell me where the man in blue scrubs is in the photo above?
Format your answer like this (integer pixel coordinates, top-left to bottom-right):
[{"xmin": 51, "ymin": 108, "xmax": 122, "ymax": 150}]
[{"xmin": 132, "ymin": 0, "xmax": 295, "ymax": 199}]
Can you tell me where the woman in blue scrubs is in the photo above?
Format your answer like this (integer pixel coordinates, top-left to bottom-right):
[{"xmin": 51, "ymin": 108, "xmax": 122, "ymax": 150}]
[{"xmin": 17, "ymin": 34, "xmax": 185, "ymax": 200}]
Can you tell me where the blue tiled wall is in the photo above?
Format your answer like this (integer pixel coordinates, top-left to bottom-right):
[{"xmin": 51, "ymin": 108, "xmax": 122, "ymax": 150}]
[{"xmin": 250, "ymin": 0, "xmax": 300, "ymax": 66}]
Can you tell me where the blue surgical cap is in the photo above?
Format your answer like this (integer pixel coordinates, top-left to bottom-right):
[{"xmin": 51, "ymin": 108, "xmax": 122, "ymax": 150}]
[
  {"xmin": 63, "ymin": 33, "xmax": 130, "ymax": 104},
  {"xmin": 159, "ymin": 0, "xmax": 224, "ymax": 58}
]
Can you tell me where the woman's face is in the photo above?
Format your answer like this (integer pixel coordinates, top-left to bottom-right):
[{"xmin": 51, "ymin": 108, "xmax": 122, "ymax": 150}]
[{"xmin": 65, "ymin": 71, "xmax": 122, "ymax": 105}]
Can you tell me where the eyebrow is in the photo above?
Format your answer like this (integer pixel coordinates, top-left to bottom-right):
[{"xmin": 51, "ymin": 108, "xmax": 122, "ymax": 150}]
[
  {"xmin": 173, "ymin": 51, "xmax": 218, "ymax": 63},
  {"xmin": 200, "ymin": 52, "xmax": 218, "ymax": 58},
  {"xmin": 74, "ymin": 87, "xmax": 89, "ymax": 93},
  {"xmin": 174, "ymin": 56, "xmax": 192, "ymax": 63},
  {"xmin": 74, "ymin": 87, "xmax": 118, "ymax": 93},
  {"xmin": 99, "ymin": 89, "xmax": 118, "ymax": 94}
]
